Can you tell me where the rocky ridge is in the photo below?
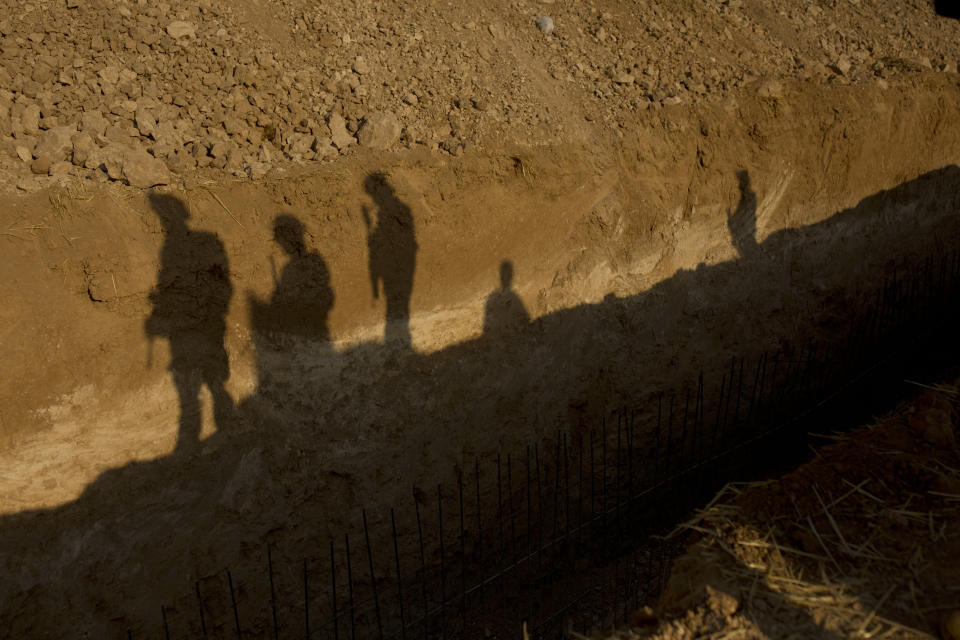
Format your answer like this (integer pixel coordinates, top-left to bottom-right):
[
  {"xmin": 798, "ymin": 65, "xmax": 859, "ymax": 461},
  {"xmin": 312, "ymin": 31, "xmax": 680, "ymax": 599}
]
[{"xmin": 1, "ymin": 0, "xmax": 959, "ymax": 192}]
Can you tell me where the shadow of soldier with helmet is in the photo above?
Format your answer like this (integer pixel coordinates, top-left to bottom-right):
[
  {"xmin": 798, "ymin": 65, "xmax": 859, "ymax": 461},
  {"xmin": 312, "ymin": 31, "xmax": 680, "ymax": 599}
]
[{"xmin": 144, "ymin": 193, "xmax": 235, "ymax": 454}]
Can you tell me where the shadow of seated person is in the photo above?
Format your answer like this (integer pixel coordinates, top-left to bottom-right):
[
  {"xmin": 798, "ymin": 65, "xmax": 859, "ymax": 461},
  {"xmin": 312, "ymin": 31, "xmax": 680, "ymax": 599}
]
[
  {"xmin": 483, "ymin": 260, "xmax": 531, "ymax": 336},
  {"xmin": 250, "ymin": 215, "xmax": 335, "ymax": 349}
]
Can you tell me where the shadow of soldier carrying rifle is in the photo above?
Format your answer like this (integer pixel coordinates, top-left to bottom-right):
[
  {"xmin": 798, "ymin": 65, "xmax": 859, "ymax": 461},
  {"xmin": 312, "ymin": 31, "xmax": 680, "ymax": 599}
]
[
  {"xmin": 361, "ymin": 172, "xmax": 418, "ymax": 348},
  {"xmin": 144, "ymin": 193, "xmax": 235, "ymax": 454}
]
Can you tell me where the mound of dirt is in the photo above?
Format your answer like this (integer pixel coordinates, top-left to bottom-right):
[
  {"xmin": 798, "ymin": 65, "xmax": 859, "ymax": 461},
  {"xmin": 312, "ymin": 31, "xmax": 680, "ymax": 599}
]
[
  {"xmin": 625, "ymin": 380, "xmax": 960, "ymax": 640},
  {"xmin": 1, "ymin": 0, "xmax": 960, "ymax": 192}
]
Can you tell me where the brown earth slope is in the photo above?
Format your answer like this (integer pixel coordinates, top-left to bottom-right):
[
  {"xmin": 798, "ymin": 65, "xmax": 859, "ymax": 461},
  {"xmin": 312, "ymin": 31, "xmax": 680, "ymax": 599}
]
[{"xmin": 2, "ymin": 0, "xmax": 960, "ymax": 637}]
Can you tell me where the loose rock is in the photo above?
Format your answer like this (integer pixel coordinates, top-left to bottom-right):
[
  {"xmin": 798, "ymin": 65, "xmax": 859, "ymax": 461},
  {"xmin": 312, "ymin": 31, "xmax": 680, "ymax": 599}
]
[
  {"xmin": 352, "ymin": 56, "xmax": 371, "ymax": 75},
  {"xmin": 33, "ymin": 127, "xmax": 76, "ymax": 163},
  {"xmin": 30, "ymin": 156, "xmax": 51, "ymax": 175},
  {"xmin": 121, "ymin": 145, "xmax": 171, "ymax": 188},
  {"xmin": 834, "ymin": 54, "xmax": 852, "ymax": 76},
  {"xmin": 22, "ymin": 104, "xmax": 41, "ymax": 133},
  {"xmin": 356, "ymin": 111, "xmax": 401, "ymax": 149},
  {"xmin": 166, "ymin": 21, "xmax": 197, "ymax": 40},
  {"xmin": 80, "ymin": 111, "xmax": 108, "ymax": 138},
  {"xmin": 328, "ymin": 113, "xmax": 355, "ymax": 150},
  {"xmin": 536, "ymin": 16, "xmax": 555, "ymax": 36},
  {"xmin": 71, "ymin": 133, "xmax": 95, "ymax": 167}
]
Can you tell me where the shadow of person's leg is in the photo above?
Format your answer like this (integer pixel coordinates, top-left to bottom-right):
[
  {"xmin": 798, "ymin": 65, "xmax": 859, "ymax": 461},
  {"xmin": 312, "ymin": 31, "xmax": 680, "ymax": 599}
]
[
  {"xmin": 384, "ymin": 289, "xmax": 413, "ymax": 347},
  {"xmin": 171, "ymin": 366, "xmax": 202, "ymax": 454},
  {"xmin": 207, "ymin": 380, "xmax": 235, "ymax": 436}
]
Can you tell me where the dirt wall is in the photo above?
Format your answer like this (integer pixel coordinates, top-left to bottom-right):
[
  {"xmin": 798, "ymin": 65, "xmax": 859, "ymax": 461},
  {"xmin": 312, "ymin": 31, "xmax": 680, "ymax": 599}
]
[{"xmin": 2, "ymin": 74, "xmax": 960, "ymax": 636}]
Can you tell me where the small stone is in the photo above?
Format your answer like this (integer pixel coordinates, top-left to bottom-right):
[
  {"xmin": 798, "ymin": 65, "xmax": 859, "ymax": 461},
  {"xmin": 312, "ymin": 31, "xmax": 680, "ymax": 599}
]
[
  {"xmin": 32, "ymin": 62, "xmax": 55, "ymax": 84},
  {"xmin": 98, "ymin": 66, "xmax": 120, "ymax": 86},
  {"xmin": 153, "ymin": 121, "xmax": 182, "ymax": 148},
  {"xmin": 328, "ymin": 112, "xmax": 355, "ymax": 150},
  {"xmin": 122, "ymin": 145, "xmax": 171, "ymax": 188},
  {"xmin": 81, "ymin": 145, "xmax": 103, "ymax": 170},
  {"xmin": 31, "ymin": 156, "xmax": 51, "ymax": 175},
  {"xmin": 313, "ymin": 138, "xmax": 337, "ymax": 159},
  {"xmin": 287, "ymin": 133, "xmax": 315, "ymax": 155},
  {"xmin": 611, "ymin": 72, "xmax": 635, "ymax": 85},
  {"xmin": 256, "ymin": 141, "xmax": 277, "ymax": 163},
  {"xmin": 97, "ymin": 145, "xmax": 124, "ymax": 180},
  {"xmin": 756, "ymin": 79, "xmax": 784, "ymax": 99},
  {"xmin": 535, "ymin": 16, "xmax": 554, "ymax": 36},
  {"xmin": 210, "ymin": 140, "xmax": 233, "ymax": 159},
  {"xmin": 15, "ymin": 145, "xmax": 31, "ymax": 163},
  {"xmin": 352, "ymin": 56, "xmax": 371, "ymax": 75},
  {"xmin": 356, "ymin": 111, "xmax": 401, "ymax": 149},
  {"xmin": 71, "ymin": 133, "xmax": 94, "ymax": 166},
  {"xmin": 834, "ymin": 54, "xmax": 852, "ymax": 76},
  {"xmin": 66, "ymin": 0, "xmax": 80, "ymax": 7},
  {"xmin": 79, "ymin": 110, "xmax": 108, "ymax": 137},
  {"xmin": 22, "ymin": 104, "xmax": 41, "ymax": 132},
  {"xmin": 166, "ymin": 21, "xmax": 196, "ymax": 40},
  {"xmin": 166, "ymin": 151, "xmax": 197, "ymax": 175},
  {"xmin": 246, "ymin": 161, "xmax": 270, "ymax": 179},
  {"xmin": 34, "ymin": 126, "xmax": 76, "ymax": 162},
  {"xmin": 150, "ymin": 143, "xmax": 175, "ymax": 160},
  {"xmin": 135, "ymin": 107, "xmax": 157, "ymax": 138}
]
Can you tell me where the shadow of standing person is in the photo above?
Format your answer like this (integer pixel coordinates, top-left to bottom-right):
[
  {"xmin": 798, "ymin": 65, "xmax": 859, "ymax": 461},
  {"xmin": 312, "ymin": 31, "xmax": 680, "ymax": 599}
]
[
  {"xmin": 483, "ymin": 260, "xmax": 531, "ymax": 335},
  {"xmin": 145, "ymin": 193, "xmax": 234, "ymax": 455},
  {"xmin": 728, "ymin": 170, "xmax": 760, "ymax": 259},
  {"xmin": 362, "ymin": 172, "xmax": 418, "ymax": 348},
  {"xmin": 250, "ymin": 215, "xmax": 335, "ymax": 344},
  {"xmin": 936, "ymin": 0, "xmax": 960, "ymax": 19}
]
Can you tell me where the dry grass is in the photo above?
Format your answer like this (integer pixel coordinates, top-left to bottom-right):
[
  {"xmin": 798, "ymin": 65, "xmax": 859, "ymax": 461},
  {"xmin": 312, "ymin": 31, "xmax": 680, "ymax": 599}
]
[
  {"xmin": 634, "ymin": 393, "xmax": 960, "ymax": 640},
  {"xmin": 670, "ymin": 482, "xmax": 946, "ymax": 639}
]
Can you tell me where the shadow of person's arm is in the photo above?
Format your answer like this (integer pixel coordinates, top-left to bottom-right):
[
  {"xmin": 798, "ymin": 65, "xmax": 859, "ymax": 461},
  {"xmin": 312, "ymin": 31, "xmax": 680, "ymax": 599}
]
[{"xmin": 247, "ymin": 291, "xmax": 272, "ymax": 334}]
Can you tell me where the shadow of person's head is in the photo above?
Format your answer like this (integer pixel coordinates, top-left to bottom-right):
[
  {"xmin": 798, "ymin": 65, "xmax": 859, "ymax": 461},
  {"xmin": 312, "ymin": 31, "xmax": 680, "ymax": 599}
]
[
  {"xmin": 364, "ymin": 171, "xmax": 399, "ymax": 208},
  {"xmin": 273, "ymin": 214, "xmax": 306, "ymax": 256},
  {"xmin": 728, "ymin": 170, "xmax": 759, "ymax": 257},
  {"xmin": 148, "ymin": 192, "xmax": 190, "ymax": 232}
]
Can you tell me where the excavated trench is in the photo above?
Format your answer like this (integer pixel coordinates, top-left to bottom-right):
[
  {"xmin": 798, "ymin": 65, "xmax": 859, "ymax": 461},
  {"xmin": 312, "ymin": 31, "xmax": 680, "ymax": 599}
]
[{"xmin": 2, "ymin": 77, "xmax": 960, "ymax": 638}]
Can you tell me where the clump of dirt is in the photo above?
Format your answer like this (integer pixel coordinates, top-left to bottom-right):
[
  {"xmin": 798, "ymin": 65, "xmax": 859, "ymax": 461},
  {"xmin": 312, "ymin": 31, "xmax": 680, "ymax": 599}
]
[
  {"xmin": 619, "ymin": 380, "xmax": 960, "ymax": 639},
  {"xmin": 1, "ymin": 0, "xmax": 960, "ymax": 192}
]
